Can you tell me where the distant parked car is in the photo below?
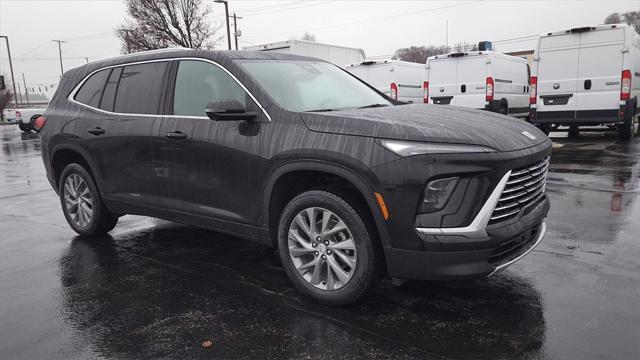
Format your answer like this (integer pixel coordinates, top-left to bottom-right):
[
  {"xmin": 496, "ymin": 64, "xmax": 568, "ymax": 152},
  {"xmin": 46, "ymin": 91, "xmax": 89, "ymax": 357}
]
[
  {"xmin": 346, "ymin": 60, "xmax": 426, "ymax": 103},
  {"xmin": 39, "ymin": 49, "xmax": 550, "ymax": 305},
  {"xmin": 529, "ymin": 23, "xmax": 639, "ymax": 139},
  {"xmin": 3, "ymin": 107, "xmax": 48, "ymax": 132},
  {"xmin": 425, "ymin": 51, "xmax": 530, "ymax": 118}
]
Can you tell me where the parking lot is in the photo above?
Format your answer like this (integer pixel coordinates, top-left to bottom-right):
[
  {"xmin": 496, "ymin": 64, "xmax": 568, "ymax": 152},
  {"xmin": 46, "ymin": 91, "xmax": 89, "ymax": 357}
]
[{"xmin": 0, "ymin": 124, "xmax": 638, "ymax": 359}]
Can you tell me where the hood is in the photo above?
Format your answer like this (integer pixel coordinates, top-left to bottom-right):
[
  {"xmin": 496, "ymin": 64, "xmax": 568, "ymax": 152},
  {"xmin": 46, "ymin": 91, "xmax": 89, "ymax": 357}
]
[{"xmin": 301, "ymin": 104, "xmax": 547, "ymax": 152}]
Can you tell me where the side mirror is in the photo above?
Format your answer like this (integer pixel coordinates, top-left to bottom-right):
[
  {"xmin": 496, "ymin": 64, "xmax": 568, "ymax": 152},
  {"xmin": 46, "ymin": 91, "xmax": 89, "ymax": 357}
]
[{"xmin": 205, "ymin": 99, "xmax": 257, "ymax": 121}]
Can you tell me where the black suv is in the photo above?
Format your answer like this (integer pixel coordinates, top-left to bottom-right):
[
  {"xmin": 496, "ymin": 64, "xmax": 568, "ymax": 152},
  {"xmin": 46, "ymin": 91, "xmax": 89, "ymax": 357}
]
[{"xmin": 40, "ymin": 49, "xmax": 551, "ymax": 305}]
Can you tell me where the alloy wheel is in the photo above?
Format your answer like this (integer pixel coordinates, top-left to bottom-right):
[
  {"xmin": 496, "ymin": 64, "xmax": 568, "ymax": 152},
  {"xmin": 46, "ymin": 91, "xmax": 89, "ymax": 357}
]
[
  {"xmin": 63, "ymin": 174, "xmax": 94, "ymax": 228},
  {"xmin": 287, "ymin": 207, "xmax": 357, "ymax": 290}
]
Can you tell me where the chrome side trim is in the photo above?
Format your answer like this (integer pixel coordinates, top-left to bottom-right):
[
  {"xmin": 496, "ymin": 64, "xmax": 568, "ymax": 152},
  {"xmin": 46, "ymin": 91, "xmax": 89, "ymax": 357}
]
[
  {"xmin": 415, "ymin": 170, "xmax": 512, "ymax": 237},
  {"xmin": 488, "ymin": 221, "xmax": 546, "ymax": 276},
  {"xmin": 66, "ymin": 57, "xmax": 272, "ymax": 122}
]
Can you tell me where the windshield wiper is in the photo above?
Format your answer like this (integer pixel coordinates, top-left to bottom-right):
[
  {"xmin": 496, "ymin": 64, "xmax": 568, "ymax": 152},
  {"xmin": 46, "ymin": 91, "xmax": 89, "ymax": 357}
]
[
  {"xmin": 357, "ymin": 103, "xmax": 390, "ymax": 109},
  {"xmin": 306, "ymin": 108, "xmax": 336, "ymax": 112}
]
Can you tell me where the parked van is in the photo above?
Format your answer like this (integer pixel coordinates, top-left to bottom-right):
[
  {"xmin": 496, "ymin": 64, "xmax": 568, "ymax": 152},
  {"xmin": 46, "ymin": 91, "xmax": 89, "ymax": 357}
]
[
  {"xmin": 529, "ymin": 24, "xmax": 639, "ymax": 139},
  {"xmin": 346, "ymin": 60, "xmax": 425, "ymax": 103},
  {"xmin": 243, "ymin": 39, "xmax": 365, "ymax": 68},
  {"xmin": 425, "ymin": 51, "xmax": 530, "ymax": 117}
]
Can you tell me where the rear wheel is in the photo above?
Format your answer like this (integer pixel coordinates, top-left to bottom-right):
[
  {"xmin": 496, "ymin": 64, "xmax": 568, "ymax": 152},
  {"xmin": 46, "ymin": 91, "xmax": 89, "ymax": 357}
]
[
  {"xmin": 536, "ymin": 124, "xmax": 551, "ymax": 135},
  {"xmin": 619, "ymin": 110, "xmax": 635, "ymax": 140},
  {"xmin": 18, "ymin": 123, "xmax": 31, "ymax": 132},
  {"xmin": 568, "ymin": 125, "xmax": 580, "ymax": 138},
  {"xmin": 277, "ymin": 190, "xmax": 382, "ymax": 306},
  {"xmin": 59, "ymin": 163, "xmax": 118, "ymax": 236}
]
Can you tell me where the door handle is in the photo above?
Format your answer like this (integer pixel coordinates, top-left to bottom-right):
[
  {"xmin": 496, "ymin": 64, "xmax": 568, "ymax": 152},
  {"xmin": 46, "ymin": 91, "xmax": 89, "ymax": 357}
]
[
  {"xmin": 88, "ymin": 127, "xmax": 105, "ymax": 136},
  {"xmin": 584, "ymin": 79, "xmax": 592, "ymax": 90},
  {"xmin": 166, "ymin": 131, "xmax": 187, "ymax": 140}
]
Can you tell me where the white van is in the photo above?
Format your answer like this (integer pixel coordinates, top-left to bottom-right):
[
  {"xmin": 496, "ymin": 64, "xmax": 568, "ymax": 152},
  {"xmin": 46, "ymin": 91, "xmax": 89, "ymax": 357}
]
[
  {"xmin": 346, "ymin": 60, "xmax": 425, "ymax": 103},
  {"xmin": 529, "ymin": 24, "xmax": 640, "ymax": 139},
  {"xmin": 425, "ymin": 51, "xmax": 530, "ymax": 117},
  {"xmin": 243, "ymin": 40, "xmax": 365, "ymax": 68}
]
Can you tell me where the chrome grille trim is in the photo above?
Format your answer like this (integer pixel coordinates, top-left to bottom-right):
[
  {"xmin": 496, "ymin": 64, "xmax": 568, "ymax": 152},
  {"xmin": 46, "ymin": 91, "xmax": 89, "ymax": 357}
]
[{"xmin": 490, "ymin": 157, "xmax": 549, "ymax": 224}]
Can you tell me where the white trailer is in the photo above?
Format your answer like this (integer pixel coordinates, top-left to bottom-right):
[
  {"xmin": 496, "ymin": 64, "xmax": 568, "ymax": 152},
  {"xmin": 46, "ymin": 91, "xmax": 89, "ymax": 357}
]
[
  {"xmin": 529, "ymin": 23, "xmax": 640, "ymax": 139},
  {"xmin": 243, "ymin": 40, "xmax": 365, "ymax": 68},
  {"xmin": 425, "ymin": 51, "xmax": 530, "ymax": 117},
  {"xmin": 346, "ymin": 60, "xmax": 425, "ymax": 103}
]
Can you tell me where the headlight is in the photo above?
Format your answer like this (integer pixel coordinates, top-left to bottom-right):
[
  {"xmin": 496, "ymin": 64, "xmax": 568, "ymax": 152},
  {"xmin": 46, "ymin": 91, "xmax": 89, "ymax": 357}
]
[
  {"xmin": 420, "ymin": 177, "xmax": 459, "ymax": 213},
  {"xmin": 378, "ymin": 139, "xmax": 496, "ymax": 157}
]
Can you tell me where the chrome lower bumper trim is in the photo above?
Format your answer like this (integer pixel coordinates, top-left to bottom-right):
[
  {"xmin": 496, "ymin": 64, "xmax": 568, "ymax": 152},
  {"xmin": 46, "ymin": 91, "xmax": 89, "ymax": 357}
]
[{"xmin": 488, "ymin": 221, "xmax": 546, "ymax": 276}]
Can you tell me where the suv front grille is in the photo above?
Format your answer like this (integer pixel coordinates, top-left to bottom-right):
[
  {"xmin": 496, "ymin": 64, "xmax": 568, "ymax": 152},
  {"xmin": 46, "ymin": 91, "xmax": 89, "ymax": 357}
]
[{"xmin": 490, "ymin": 157, "xmax": 549, "ymax": 224}]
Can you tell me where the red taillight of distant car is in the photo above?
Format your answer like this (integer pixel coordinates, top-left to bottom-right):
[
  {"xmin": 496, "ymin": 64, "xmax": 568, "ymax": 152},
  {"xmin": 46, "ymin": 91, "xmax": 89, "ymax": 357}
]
[
  {"xmin": 390, "ymin": 82, "xmax": 398, "ymax": 100},
  {"xmin": 423, "ymin": 81, "xmax": 429, "ymax": 103},
  {"xmin": 620, "ymin": 69, "xmax": 631, "ymax": 100},
  {"xmin": 485, "ymin": 76, "xmax": 494, "ymax": 102},
  {"xmin": 34, "ymin": 116, "xmax": 46, "ymax": 131},
  {"xmin": 529, "ymin": 76, "xmax": 538, "ymax": 105}
]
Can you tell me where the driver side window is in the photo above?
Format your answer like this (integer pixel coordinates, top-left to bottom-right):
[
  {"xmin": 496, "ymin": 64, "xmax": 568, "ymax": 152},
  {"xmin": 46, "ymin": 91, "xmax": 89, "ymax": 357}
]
[{"xmin": 173, "ymin": 60, "xmax": 247, "ymax": 117}]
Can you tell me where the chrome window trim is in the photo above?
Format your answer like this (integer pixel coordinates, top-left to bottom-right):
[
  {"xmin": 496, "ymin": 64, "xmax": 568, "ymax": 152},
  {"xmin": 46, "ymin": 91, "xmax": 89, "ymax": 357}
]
[
  {"xmin": 66, "ymin": 57, "xmax": 272, "ymax": 122},
  {"xmin": 415, "ymin": 170, "xmax": 512, "ymax": 237}
]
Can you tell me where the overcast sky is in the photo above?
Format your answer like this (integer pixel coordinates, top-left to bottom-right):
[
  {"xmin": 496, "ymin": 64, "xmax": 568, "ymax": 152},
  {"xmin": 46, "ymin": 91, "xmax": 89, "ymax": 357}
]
[{"xmin": 1, "ymin": 0, "xmax": 639, "ymax": 86}]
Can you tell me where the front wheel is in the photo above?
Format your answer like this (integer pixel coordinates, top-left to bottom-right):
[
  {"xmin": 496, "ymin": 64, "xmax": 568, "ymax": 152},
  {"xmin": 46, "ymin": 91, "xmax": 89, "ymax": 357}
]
[
  {"xmin": 59, "ymin": 163, "xmax": 118, "ymax": 236},
  {"xmin": 277, "ymin": 190, "xmax": 382, "ymax": 306}
]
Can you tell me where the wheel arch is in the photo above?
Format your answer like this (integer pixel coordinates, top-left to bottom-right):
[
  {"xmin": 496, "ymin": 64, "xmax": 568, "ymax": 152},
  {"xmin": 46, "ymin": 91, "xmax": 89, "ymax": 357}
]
[
  {"xmin": 262, "ymin": 161, "xmax": 391, "ymax": 249},
  {"xmin": 50, "ymin": 143, "xmax": 103, "ymax": 193}
]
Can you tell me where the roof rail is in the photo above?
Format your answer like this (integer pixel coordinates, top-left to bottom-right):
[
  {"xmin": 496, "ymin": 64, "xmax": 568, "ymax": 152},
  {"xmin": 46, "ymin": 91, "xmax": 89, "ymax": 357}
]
[{"xmin": 91, "ymin": 47, "xmax": 194, "ymax": 63}]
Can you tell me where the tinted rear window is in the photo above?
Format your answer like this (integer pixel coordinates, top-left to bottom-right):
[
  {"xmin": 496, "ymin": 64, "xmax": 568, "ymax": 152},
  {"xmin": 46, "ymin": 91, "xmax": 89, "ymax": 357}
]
[
  {"xmin": 99, "ymin": 67, "xmax": 122, "ymax": 112},
  {"xmin": 114, "ymin": 62, "xmax": 168, "ymax": 115},
  {"xmin": 74, "ymin": 69, "xmax": 110, "ymax": 108}
]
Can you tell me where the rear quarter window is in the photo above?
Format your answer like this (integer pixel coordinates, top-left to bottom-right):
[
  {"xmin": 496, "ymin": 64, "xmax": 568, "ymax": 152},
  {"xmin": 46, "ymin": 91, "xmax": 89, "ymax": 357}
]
[
  {"xmin": 74, "ymin": 69, "xmax": 110, "ymax": 108},
  {"xmin": 114, "ymin": 62, "xmax": 168, "ymax": 115}
]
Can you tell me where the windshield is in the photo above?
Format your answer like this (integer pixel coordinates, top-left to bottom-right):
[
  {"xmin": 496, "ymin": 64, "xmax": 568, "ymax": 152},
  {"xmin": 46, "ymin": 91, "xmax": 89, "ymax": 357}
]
[{"xmin": 239, "ymin": 60, "xmax": 392, "ymax": 112}]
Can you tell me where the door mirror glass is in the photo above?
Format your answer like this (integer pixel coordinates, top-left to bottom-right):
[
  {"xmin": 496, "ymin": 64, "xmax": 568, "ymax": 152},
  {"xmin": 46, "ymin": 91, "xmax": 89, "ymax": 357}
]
[{"xmin": 205, "ymin": 99, "xmax": 256, "ymax": 121}]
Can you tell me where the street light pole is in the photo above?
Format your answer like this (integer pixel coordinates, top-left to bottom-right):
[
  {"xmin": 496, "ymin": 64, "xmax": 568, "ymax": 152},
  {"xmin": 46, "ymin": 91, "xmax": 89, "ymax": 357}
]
[
  {"xmin": 0, "ymin": 35, "xmax": 19, "ymax": 108},
  {"xmin": 214, "ymin": 0, "xmax": 231, "ymax": 50},
  {"xmin": 52, "ymin": 39, "xmax": 67, "ymax": 77}
]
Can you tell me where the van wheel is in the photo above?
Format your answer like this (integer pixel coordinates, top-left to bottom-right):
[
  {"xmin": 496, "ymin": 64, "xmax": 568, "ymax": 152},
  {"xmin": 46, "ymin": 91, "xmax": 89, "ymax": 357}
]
[
  {"xmin": 536, "ymin": 124, "xmax": 551, "ymax": 135},
  {"xmin": 568, "ymin": 125, "xmax": 579, "ymax": 138},
  {"xmin": 18, "ymin": 123, "xmax": 31, "ymax": 132},
  {"xmin": 59, "ymin": 163, "xmax": 118, "ymax": 236},
  {"xmin": 499, "ymin": 104, "xmax": 508, "ymax": 115},
  {"xmin": 619, "ymin": 111, "xmax": 635, "ymax": 140},
  {"xmin": 277, "ymin": 190, "xmax": 382, "ymax": 306}
]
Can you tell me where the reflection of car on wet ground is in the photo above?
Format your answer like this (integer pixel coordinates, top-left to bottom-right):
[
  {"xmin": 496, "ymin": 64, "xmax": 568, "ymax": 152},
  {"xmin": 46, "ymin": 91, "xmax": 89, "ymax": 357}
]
[
  {"xmin": 3, "ymin": 107, "xmax": 47, "ymax": 132},
  {"xmin": 40, "ymin": 49, "xmax": 550, "ymax": 305}
]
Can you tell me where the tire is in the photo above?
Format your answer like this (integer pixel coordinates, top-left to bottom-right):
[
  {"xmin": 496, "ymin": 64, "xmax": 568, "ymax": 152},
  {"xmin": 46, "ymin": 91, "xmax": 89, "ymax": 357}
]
[
  {"xmin": 499, "ymin": 104, "xmax": 508, "ymax": 115},
  {"xmin": 277, "ymin": 190, "xmax": 382, "ymax": 306},
  {"xmin": 536, "ymin": 124, "xmax": 551, "ymax": 135},
  {"xmin": 59, "ymin": 163, "xmax": 118, "ymax": 236},
  {"xmin": 568, "ymin": 125, "xmax": 580, "ymax": 138},
  {"xmin": 619, "ymin": 110, "xmax": 635, "ymax": 140},
  {"xmin": 18, "ymin": 123, "xmax": 31, "ymax": 132}
]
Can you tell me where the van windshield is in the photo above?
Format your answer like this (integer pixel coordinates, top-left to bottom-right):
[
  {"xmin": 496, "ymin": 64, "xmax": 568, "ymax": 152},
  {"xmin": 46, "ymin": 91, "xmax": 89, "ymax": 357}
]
[{"xmin": 239, "ymin": 60, "xmax": 392, "ymax": 112}]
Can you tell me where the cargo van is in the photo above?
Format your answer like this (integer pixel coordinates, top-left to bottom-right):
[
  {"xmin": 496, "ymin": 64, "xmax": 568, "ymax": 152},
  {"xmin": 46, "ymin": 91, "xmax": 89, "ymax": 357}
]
[
  {"xmin": 346, "ymin": 60, "xmax": 426, "ymax": 103},
  {"xmin": 425, "ymin": 51, "xmax": 530, "ymax": 117},
  {"xmin": 243, "ymin": 39, "xmax": 365, "ymax": 68},
  {"xmin": 529, "ymin": 24, "xmax": 640, "ymax": 139}
]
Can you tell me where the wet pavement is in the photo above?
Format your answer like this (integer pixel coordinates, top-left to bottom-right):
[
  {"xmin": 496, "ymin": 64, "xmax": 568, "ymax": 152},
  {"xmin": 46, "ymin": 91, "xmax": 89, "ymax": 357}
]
[{"xmin": 0, "ymin": 124, "xmax": 639, "ymax": 359}]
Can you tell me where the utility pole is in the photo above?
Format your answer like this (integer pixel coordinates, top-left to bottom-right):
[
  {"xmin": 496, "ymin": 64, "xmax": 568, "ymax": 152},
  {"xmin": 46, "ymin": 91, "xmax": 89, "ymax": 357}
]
[
  {"xmin": 16, "ymin": 82, "xmax": 23, "ymax": 105},
  {"xmin": 52, "ymin": 39, "xmax": 66, "ymax": 77},
  {"xmin": 84, "ymin": 57, "xmax": 89, "ymax": 64},
  {"xmin": 445, "ymin": 19, "xmax": 449, "ymax": 49},
  {"xmin": 231, "ymin": 13, "xmax": 243, "ymax": 50},
  {"xmin": 22, "ymin": 73, "xmax": 29, "ymax": 105},
  {"xmin": 214, "ymin": 0, "xmax": 231, "ymax": 50},
  {"xmin": 0, "ymin": 35, "xmax": 19, "ymax": 108}
]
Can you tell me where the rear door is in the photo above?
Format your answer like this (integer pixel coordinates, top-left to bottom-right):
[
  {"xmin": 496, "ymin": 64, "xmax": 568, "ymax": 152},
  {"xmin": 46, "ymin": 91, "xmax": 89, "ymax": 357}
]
[
  {"xmin": 536, "ymin": 34, "xmax": 580, "ymax": 114},
  {"xmin": 455, "ymin": 55, "xmax": 487, "ymax": 109},
  {"xmin": 428, "ymin": 57, "xmax": 458, "ymax": 105},
  {"xmin": 575, "ymin": 27, "xmax": 625, "ymax": 114}
]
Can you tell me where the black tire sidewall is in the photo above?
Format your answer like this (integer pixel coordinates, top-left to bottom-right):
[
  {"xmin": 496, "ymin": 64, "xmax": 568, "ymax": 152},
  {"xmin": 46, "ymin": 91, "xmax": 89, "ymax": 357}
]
[
  {"xmin": 59, "ymin": 163, "xmax": 109, "ymax": 236},
  {"xmin": 277, "ymin": 190, "xmax": 378, "ymax": 305}
]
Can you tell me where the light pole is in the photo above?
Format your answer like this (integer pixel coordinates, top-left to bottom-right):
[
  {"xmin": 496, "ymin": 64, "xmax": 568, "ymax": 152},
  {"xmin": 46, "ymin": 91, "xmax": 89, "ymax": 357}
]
[
  {"xmin": 214, "ymin": 0, "xmax": 231, "ymax": 50},
  {"xmin": 0, "ymin": 35, "xmax": 19, "ymax": 108}
]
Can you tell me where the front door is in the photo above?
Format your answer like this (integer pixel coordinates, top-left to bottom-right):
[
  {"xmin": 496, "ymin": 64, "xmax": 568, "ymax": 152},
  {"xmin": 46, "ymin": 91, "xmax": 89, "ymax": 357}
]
[{"xmin": 155, "ymin": 59, "xmax": 266, "ymax": 228}]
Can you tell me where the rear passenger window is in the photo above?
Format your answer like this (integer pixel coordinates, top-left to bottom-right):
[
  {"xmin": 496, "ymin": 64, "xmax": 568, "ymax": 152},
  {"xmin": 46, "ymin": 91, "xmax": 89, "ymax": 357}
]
[
  {"xmin": 173, "ymin": 60, "xmax": 247, "ymax": 117},
  {"xmin": 114, "ymin": 62, "xmax": 168, "ymax": 115},
  {"xmin": 99, "ymin": 67, "xmax": 122, "ymax": 112},
  {"xmin": 74, "ymin": 69, "xmax": 110, "ymax": 108}
]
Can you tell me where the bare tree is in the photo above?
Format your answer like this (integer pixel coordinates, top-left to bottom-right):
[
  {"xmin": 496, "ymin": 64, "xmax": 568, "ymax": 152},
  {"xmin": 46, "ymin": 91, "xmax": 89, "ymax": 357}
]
[
  {"xmin": 117, "ymin": 0, "xmax": 224, "ymax": 53},
  {"xmin": 300, "ymin": 32, "xmax": 316, "ymax": 42},
  {"xmin": 605, "ymin": 11, "xmax": 640, "ymax": 33},
  {"xmin": 392, "ymin": 45, "xmax": 450, "ymax": 63}
]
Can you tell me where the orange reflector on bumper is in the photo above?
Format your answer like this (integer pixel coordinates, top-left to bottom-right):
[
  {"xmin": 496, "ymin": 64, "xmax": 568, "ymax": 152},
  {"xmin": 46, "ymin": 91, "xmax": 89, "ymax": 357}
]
[{"xmin": 374, "ymin": 192, "xmax": 389, "ymax": 220}]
